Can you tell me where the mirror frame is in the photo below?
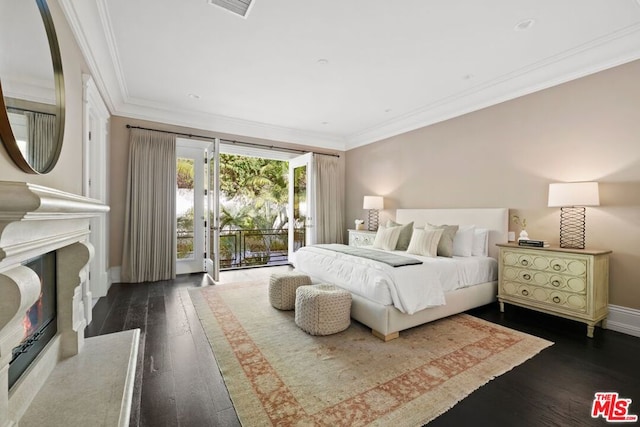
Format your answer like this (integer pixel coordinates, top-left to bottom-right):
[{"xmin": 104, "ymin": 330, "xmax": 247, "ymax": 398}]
[{"xmin": 0, "ymin": 0, "xmax": 65, "ymax": 174}]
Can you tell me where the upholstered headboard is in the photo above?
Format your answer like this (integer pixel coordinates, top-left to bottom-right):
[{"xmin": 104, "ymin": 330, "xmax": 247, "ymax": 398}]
[{"xmin": 395, "ymin": 208, "xmax": 509, "ymax": 259}]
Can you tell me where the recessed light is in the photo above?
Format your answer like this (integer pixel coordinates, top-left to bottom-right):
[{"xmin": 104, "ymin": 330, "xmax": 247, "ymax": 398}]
[
  {"xmin": 514, "ymin": 18, "xmax": 535, "ymax": 31},
  {"xmin": 384, "ymin": 109, "xmax": 392, "ymax": 113},
  {"xmin": 462, "ymin": 74, "xmax": 474, "ymax": 80},
  {"xmin": 317, "ymin": 59, "xmax": 329, "ymax": 65},
  {"xmin": 321, "ymin": 121, "xmax": 329, "ymax": 125},
  {"xmin": 187, "ymin": 93, "xmax": 201, "ymax": 99}
]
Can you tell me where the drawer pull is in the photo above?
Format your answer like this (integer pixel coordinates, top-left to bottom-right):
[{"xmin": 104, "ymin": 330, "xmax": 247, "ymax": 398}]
[
  {"xmin": 521, "ymin": 289, "xmax": 529, "ymax": 296},
  {"xmin": 522, "ymin": 273, "xmax": 531, "ymax": 281},
  {"xmin": 552, "ymin": 296, "xmax": 561, "ymax": 303},
  {"xmin": 521, "ymin": 259, "xmax": 529, "ymax": 266},
  {"xmin": 553, "ymin": 264, "xmax": 561, "ymax": 271},
  {"xmin": 551, "ymin": 280, "xmax": 561, "ymax": 287}
]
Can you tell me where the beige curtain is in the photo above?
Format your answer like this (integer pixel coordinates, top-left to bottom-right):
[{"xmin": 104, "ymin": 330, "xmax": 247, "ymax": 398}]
[
  {"xmin": 314, "ymin": 155, "xmax": 345, "ymax": 244},
  {"xmin": 25, "ymin": 111, "xmax": 55, "ymax": 171},
  {"xmin": 121, "ymin": 129, "xmax": 177, "ymax": 283}
]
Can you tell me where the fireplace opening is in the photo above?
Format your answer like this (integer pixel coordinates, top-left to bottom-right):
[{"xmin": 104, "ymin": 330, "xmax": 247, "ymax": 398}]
[{"xmin": 8, "ymin": 251, "xmax": 57, "ymax": 389}]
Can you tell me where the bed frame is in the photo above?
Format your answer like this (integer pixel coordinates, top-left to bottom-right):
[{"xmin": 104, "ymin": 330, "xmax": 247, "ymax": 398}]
[{"xmin": 349, "ymin": 208, "xmax": 508, "ymax": 341}]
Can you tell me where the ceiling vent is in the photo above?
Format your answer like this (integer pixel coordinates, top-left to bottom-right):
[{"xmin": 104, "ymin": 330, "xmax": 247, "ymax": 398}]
[{"xmin": 208, "ymin": 0, "xmax": 254, "ymax": 18}]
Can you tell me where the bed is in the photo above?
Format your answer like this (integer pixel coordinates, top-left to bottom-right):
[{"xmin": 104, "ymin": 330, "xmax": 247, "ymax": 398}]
[{"xmin": 294, "ymin": 208, "xmax": 509, "ymax": 341}]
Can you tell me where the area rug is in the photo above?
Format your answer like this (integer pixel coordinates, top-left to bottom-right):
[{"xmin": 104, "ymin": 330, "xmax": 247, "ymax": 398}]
[{"xmin": 189, "ymin": 281, "xmax": 553, "ymax": 426}]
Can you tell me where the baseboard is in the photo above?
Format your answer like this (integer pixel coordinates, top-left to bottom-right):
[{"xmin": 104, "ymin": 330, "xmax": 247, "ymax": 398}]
[
  {"xmin": 110, "ymin": 266, "xmax": 122, "ymax": 284},
  {"xmin": 606, "ymin": 305, "xmax": 640, "ymax": 338}
]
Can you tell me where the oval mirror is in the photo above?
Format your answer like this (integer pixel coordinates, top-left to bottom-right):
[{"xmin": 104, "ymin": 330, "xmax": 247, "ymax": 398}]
[{"xmin": 0, "ymin": 0, "xmax": 65, "ymax": 174}]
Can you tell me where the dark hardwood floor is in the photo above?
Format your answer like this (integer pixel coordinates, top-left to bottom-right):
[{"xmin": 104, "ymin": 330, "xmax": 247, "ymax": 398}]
[{"xmin": 86, "ymin": 272, "xmax": 640, "ymax": 427}]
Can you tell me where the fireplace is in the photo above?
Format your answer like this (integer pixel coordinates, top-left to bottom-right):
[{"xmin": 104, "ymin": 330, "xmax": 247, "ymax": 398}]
[
  {"xmin": 8, "ymin": 251, "xmax": 57, "ymax": 389},
  {"xmin": 1, "ymin": 181, "xmax": 114, "ymax": 427}
]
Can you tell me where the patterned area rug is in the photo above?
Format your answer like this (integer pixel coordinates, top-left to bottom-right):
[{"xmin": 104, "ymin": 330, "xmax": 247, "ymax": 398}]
[{"xmin": 189, "ymin": 281, "xmax": 552, "ymax": 426}]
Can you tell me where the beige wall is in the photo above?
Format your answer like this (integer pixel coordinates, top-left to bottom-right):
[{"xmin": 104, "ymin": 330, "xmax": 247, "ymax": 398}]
[
  {"xmin": 109, "ymin": 115, "xmax": 345, "ymax": 269},
  {"xmin": 345, "ymin": 59, "xmax": 640, "ymax": 310},
  {"xmin": 0, "ymin": 0, "xmax": 89, "ymax": 194}
]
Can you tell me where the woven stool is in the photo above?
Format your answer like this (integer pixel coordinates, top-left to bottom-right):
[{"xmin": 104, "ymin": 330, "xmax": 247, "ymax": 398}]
[
  {"xmin": 269, "ymin": 271, "xmax": 312, "ymax": 310},
  {"xmin": 295, "ymin": 284, "xmax": 352, "ymax": 336}
]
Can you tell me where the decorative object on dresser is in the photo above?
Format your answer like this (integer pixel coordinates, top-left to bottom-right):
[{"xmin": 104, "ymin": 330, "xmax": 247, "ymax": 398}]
[
  {"xmin": 497, "ymin": 243, "xmax": 610, "ymax": 337},
  {"xmin": 348, "ymin": 228, "xmax": 376, "ymax": 247},
  {"xmin": 354, "ymin": 218, "xmax": 365, "ymax": 230},
  {"xmin": 548, "ymin": 182, "xmax": 600, "ymax": 249},
  {"xmin": 511, "ymin": 215, "xmax": 528, "ymax": 241},
  {"xmin": 363, "ymin": 195, "xmax": 384, "ymax": 231}
]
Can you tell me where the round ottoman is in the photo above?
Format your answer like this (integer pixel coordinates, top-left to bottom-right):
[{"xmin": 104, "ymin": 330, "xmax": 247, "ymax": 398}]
[
  {"xmin": 295, "ymin": 284, "xmax": 352, "ymax": 336},
  {"xmin": 269, "ymin": 271, "xmax": 312, "ymax": 310}
]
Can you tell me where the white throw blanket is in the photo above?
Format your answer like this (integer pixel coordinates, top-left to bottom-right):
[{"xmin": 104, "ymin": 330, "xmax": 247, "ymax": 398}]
[{"xmin": 294, "ymin": 246, "xmax": 446, "ymax": 314}]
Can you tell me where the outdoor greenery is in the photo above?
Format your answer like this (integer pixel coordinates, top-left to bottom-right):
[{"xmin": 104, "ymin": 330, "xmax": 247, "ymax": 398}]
[
  {"xmin": 177, "ymin": 158, "xmax": 195, "ymax": 259},
  {"xmin": 218, "ymin": 154, "xmax": 290, "ymax": 267},
  {"xmin": 175, "ymin": 153, "xmax": 300, "ymax": 267}
]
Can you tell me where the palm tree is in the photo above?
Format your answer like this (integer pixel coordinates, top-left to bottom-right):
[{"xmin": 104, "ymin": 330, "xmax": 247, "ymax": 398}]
[
  {"xmin": 219, "ymin": 205, "xmax": 252, "ymax": 231},
  {"xmin": 219, "ymin": 154, "xmax": 290, "ymax": 266}
]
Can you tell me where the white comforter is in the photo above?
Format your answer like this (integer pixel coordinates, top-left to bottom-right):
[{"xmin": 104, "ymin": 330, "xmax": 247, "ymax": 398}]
[{"xmin": 294, "ymin": 245, "xmax": 497, "ymax": 315}]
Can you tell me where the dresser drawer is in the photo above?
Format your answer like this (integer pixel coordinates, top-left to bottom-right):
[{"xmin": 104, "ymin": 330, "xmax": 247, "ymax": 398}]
[
  {"xmin": 502, "ymin": 266, "xmax": 587, "ymax": 294},
  {"xmin": 501, "ymin": 281, "xmax": 587, "ymax": 314},
  {"xmin": 498, "ymin": 244, "xmax": 610, "ymax": 338},
  {"xmin": 502, "ymin": 250, "xmax": 587, "ymax": 276}
]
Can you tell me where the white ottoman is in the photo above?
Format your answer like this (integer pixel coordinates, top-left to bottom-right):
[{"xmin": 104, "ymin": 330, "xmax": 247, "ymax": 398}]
[
  {"xmin": 269, "ymin": 271, "xmax": 312, "ymax": 310},
  {"xmin": 295, "ymin": 284, "xmax": 352, "ymax": 336}
]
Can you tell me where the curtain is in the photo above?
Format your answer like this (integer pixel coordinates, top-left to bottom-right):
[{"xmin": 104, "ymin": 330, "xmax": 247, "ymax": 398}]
[
  {"xmin": 25, "ymin": 111, "xmax": 55, "ymax": 171},
  {"xmin": 314, "ymin": 155, "xmax": 345, "ymax": 244},
  {"xmin": 121, "ymin": 129, "xmax": 177, "ymax": 283}
]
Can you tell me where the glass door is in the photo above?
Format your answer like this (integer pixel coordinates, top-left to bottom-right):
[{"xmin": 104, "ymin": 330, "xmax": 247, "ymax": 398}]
[
  {"xmin": 176, "ymin": 144, "xmax": 206, "ymax": 274},
  {"xmin": 288, "ymin": 152, "xmax": 315, "ymax": 264},
  {"xmin": 207, "ymin": 138, "xmax": 220, "ymax": 281}
]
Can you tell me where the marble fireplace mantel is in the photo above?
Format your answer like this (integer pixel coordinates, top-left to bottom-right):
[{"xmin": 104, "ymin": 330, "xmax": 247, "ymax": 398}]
[{"xmin": 0, "ymin": 181, "xmax": 137, "ymax": 427}]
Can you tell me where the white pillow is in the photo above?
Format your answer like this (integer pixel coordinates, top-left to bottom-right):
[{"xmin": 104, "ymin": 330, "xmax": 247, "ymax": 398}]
[
  {"xmin": 472, "ymin": 228, "xmax": 489, "ymax": 257},
  {"xmin": 407, "ymin": 228, "xmax": 443, "ymax": 257},
  {"xmin": 453, "ymin": 225, "xmax": 475, "ymax": 257},
  {"xmin": 372, "ymin": 225, "xmax": 402, "ymax": 251}
]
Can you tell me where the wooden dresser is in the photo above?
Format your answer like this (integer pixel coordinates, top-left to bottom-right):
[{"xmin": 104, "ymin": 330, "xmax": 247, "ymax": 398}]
[
  {"xmin": 496, "ymin": 243, "xmax": 611, "ymax": 337},
  {"xmin": 348, "ymin": 229, "xmax": 376, "ymax": 247}
]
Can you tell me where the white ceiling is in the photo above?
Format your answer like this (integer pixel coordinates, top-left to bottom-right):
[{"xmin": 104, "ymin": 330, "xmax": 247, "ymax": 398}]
[{"xmin": 59, "ymin": 0, "xmax": 640, "ymax": 151}]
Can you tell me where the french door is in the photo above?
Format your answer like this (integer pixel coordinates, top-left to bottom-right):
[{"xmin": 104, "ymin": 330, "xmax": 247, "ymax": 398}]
[
  {"xmin": 207, "ymin": 138, "xmax": 220, "ymax": 281},
  {"xmin": 288, "ymin": 152, "xmax": 315, "ymax": 264},
  {"xmin": 176, "ymin": 143, "xmax": 207, "ymax": 274}
]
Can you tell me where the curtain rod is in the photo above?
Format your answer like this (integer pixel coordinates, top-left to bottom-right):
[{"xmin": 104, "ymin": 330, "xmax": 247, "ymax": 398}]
[
  {"xmin": 7, "ymin": 106, "xmax": 55, "ymax": 116},
  {"xmin": 125, "ymin": 124, "xmax": 340, "ymax": 158}
]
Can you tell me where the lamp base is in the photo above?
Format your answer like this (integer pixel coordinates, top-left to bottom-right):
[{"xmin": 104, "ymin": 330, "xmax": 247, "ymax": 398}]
[
  {"xmin": 367, "ymin": 209, "xmax": 379, "ymax": 231},
  {"xmin": 559, "ymin": 207, "xmax": 586, "ymax": 249}
]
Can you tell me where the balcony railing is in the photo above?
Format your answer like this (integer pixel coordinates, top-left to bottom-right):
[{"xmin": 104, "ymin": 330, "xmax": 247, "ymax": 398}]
[{"xmin": 216, "ymin": 228, "xmax": 305, "ymax": 270}]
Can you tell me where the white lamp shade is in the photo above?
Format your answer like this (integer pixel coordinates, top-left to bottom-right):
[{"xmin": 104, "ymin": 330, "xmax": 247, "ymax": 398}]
[
  {"xmin": 548, "ymin": 182, "xmax": 600, "ymax": 207},
  {"xmin": 363, "ymin": 195, "xmax": 384, "ymax": 210}
]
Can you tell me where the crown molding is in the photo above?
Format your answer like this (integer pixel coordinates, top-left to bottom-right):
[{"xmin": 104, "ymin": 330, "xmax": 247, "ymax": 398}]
[
  {"xmin": 115, "ymin": 100, "xmax": 348, "ymax": 151},
  {"xmin": 59, "ymin": 0, "xmax": 345, "ymax": 151},
  {"xmin": 95, "ymin": 0, "xmax": 130, "ymax": 102},
  {"xmin": 59, "ymin": 0, "xmax": 640, "ymax": 152},
  {"xmin": 58, "ymin": 0, "xmax": 118, "ymax": 113},
  {"xmin": 345, "ymin": 22, "xmax": 640, "ymax": 150}
]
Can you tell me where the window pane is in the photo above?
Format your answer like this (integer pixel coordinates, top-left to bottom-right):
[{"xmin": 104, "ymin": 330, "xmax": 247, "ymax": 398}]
[{"xmin": 177, "ymin": 157, "xmax": 195, "ymax": 260}]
